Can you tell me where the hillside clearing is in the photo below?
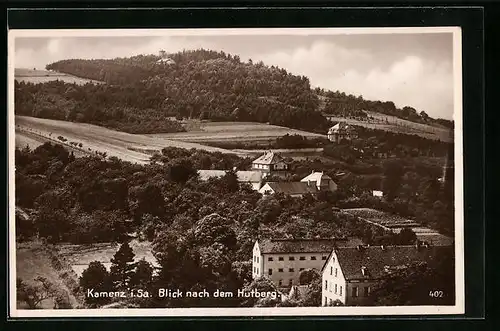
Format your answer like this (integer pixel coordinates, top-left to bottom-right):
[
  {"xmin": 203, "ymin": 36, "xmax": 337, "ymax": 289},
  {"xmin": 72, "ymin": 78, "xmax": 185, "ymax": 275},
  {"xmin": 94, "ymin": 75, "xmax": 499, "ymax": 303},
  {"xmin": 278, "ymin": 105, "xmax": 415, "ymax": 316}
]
[
  {"xmin": 147, "ymin": 121, "xmax": 326, "ymax": 143},
  {"xmin": 15, "ymin": 68, "xmax": 104, "ymax": 85},
  {"xmin": 15, "ymin": 116, "xmax": 243, "ymax": 164}
]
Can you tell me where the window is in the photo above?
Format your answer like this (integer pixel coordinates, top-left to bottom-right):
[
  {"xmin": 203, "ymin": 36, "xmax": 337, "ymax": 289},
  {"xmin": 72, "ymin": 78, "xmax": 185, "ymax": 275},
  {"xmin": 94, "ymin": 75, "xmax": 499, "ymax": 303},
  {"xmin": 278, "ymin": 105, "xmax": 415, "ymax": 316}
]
[
  {"xmin": 325, "ymin": 280, "xmax": 328, "ymax": 290},
  {"xmin": 257, "ymin": 256, "xmax": 259, "ymax": 263},
  {"xmin": 253, "ymin": 267, "xmax": 255, "ymax": 273},
  {"xmin": 268, "ymin": 269, "xmax": 273, "ymax": 276},
  {"xmin": 300, "ymin": 256, "xmax": 306, "ymax": 261},
  {"xmin": 340, "ymin": 286, "xmax": 342, "ymax": 295},
  {"xmin": 268, "ymin": 257, "xmax": 273, "ymax": 262},
  {"xmin": 289, "ymin": 279, "xmax": 293, "ymax": 286},
  {"xmin": 279, "ymin": 280, "xmax": 283, "ymax": 286},
  {"xmin": 330, "ymin": 266, "xmax": 333, "ymax": 275},
  {"xmin": 299, "ymin": 268, "xmax": 304, "ymax": 271},
  {"xmin": 329, "ymin": 299, "xmax": 333, "ymax": 305},
  {"xmin": 322, "ymin": 256, "xmax": 327, "ymax": 260},
  {"xmin": 335, "ymin": 268, "xmax": 338, "ymax": 277},
  {"xmin": 364, "ymin": 287, "xmax": 371, "ymax": 297},
  {"xmin": 278, "ymin": 268, "xmax": 284, "ymax": 272},
  {"xmin": 289, "ymin": 256, "xmax": 295, "ymax": 261},
  {"xmin": 352, "ymin": 286, "xmax": 358, "ymax": 297},
  {"xmin": 335, "ymin": 284, "xmax": 338, "ymax": 294},
  {"xmin": 256, "ymin": 268, "xmax": 259, "ymax": 274},
  {"xmin": 325, "ymin": 297, "xmax": 327, "ymax": 306},
  {"xmin": 311, "ymin": 256, "xmax": 317, "ymax": 260},
  {"xmin": 289, "ymin": 268, "xmax": 294, "ymax": 272},
  {"xmin": 278, "ymin": 256, "xmax": 284, "ymax": 261}
]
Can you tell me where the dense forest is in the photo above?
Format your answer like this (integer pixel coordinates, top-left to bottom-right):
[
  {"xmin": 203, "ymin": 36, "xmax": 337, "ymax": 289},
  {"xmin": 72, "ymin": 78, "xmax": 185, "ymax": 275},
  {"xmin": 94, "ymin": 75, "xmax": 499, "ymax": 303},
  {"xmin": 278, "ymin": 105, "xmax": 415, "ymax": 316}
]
[{"xmin": 15, "ymin": 49, "xmax": 450, "ymax": 135}]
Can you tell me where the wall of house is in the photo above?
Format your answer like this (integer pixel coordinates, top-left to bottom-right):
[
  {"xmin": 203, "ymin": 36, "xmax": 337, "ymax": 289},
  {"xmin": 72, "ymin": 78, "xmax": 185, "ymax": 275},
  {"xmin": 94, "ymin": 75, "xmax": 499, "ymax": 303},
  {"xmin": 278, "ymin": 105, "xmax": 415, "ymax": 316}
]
[
  {"xmin": 321, "ymin": 251, "xmax": 347, "ymax": 306},
  {"xmin": 261, "ymin": 252, "xmax": 330, "ymax": 287},
  {"xmin": 252, "ymin": 243, "xmax": 263, "ymax": 279},
  {"xmin": 345, "ymin": 280, "xmax": 376, "ymax": 306},
  {"xmin": 258, "ymin": 184, "xmax": 274, "ymax": 195},
  {"xmin": 272, "ymin": 161, "xmax": 287, "ymax": 171}
]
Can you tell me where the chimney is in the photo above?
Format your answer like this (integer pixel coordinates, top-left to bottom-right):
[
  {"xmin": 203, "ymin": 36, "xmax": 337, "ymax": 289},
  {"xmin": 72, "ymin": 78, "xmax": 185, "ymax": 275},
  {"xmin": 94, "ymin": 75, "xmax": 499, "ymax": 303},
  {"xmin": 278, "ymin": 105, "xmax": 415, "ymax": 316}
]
[
  {"xmin": 381, "ymin": 245, "xmax": 385, "ymax": 251},
  {"xmin": 361, "ymin": 266, "xmax": 367, "ymax": 276}
]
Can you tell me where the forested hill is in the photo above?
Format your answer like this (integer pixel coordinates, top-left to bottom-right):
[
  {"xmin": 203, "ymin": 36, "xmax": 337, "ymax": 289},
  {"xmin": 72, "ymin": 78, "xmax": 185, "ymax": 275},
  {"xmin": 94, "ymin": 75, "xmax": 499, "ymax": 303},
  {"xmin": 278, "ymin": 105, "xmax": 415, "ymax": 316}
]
[
  {"xmin": 41, "ymin": 49, "xmax": 328, "ymax": 133},
  {"xmin": 15, "ymin": 49, "xmax": 451, "ymax": 134}
]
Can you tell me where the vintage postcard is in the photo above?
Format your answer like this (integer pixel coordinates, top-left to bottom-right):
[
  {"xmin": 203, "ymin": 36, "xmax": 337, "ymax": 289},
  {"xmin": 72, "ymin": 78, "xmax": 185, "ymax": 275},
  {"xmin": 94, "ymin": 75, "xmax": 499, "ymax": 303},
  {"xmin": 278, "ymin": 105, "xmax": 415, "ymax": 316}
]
[{"xmin": 9, "ymin": 27, "xmax": 464, "ymax": 317}]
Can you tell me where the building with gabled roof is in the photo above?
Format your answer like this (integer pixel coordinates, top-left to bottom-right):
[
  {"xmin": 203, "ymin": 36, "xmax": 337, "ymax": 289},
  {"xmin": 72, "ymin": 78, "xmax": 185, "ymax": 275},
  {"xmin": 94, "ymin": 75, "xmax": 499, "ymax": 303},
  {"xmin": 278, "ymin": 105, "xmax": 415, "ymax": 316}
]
[
  {"xmin": 251, "ymin": 238, "xmax": 364, "ymax": 288},
  {"xmin": 301, "ymin": 171, "xmax": 338, "ymax": 192},
  {"xmin": 251, "ymin": 151, "xmax": 288, "ymax": 173},
  {"xmin": 321, "ymin": 244, "xmax": 453, "ymax": 306},
  {"xmin": 327, "ymin": 122, "xmax": 354, "ymax": 143},
  {"xmin": 258, "ymin": 182, "xmax": 318, "ymax": 197}
]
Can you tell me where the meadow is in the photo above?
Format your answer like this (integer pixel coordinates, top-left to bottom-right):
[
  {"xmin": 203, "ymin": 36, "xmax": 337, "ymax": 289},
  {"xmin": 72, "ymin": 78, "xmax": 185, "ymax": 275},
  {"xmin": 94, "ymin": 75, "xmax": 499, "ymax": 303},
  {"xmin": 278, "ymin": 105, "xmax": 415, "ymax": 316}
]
[{"xmin": 15, "ymin": 68, "xmax": 104, "ymax": 85}]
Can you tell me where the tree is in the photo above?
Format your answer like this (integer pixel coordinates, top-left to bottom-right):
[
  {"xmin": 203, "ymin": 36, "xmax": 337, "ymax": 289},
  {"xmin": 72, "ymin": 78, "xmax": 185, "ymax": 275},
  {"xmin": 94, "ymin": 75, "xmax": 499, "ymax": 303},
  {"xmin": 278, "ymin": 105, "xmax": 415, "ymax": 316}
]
[
  {"xmin": 17, "ymin": 277, "xmax": 62, "ymax": 309},
  {"xmin": 396, "ymin": 228, "xmax": 417, "ymax": 245},
  {"xmin": 382, "ymin": 160, "xmax": 405, "ymax": 201},
  {"xmin": 129, "ymin": 258, "xmax": 154, "ymax": 290},
  {"xmin": 220, "ymin": 169, "xmax": 239, "ymax": 193},
  {"xmin": 110, "ymin": 241, "xmax": 136, "ymax": 291},
  {"xmin": 299, "ymin": 268, "xmax": 320, "ymax": 285},
  {"xmin": 168, "ymin": 158, "xmax": 197, "ymax": 183},
  {"xmin": 79, "ymin": 261, "xmax": 114, "ymax": 306}
]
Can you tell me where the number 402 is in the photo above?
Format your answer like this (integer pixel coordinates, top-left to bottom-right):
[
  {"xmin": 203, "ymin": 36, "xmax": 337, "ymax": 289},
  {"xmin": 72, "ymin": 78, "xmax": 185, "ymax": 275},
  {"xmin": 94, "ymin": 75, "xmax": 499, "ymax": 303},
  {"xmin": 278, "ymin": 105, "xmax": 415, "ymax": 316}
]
[{"xmin": 429, "ymin": 290, "xmax": 444, "ymax": 297}]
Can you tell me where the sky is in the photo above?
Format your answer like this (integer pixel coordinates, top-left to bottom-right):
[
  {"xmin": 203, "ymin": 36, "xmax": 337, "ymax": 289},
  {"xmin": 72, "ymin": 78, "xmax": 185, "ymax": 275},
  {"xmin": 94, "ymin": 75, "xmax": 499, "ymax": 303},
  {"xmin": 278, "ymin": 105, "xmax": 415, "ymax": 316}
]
[{"xmin": 14, "ymin": 32, "xmax": 456, "ymax": 120}]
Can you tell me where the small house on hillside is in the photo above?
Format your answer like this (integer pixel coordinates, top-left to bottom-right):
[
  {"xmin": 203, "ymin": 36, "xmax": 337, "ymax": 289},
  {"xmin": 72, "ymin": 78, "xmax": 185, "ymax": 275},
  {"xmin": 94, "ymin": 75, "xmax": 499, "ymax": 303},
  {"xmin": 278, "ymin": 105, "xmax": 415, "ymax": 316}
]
[
  {"xmin": 327, "ymin": 122, "xmax": 354, "ymax": 143},
  {"xmin": 301, "ymin": 171, "xmax": 338, "ymax": 192},
  {"xmin": 321, "ymin": 244, "xmax": 453, "ymax": 306},
  {"xmin": 252, "ymin": 151, "xmax": 289, "ymax": 174}
]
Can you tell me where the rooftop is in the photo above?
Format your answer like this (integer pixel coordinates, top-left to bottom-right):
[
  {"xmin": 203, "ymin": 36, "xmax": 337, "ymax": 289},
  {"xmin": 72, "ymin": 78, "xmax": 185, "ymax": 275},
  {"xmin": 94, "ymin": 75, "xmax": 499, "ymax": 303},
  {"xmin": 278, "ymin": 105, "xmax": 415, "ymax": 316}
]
[
  {"xmin": 264, "ymin": 182, "xmax": 318, "ymax": 195},
  {"xmin": 253, "ymin": 151, "xmax": 285, "ymax": 165},
  {"xmin": 332, "ymin": 245, "xmax": 453, "ymax": 280},
  {"xmin": 258, "ymin": 238, "xmax": 364, "ymax": 254},
  {"xmin": 301, "ymin": 171, "xmax": 333, "ymax": 184}
]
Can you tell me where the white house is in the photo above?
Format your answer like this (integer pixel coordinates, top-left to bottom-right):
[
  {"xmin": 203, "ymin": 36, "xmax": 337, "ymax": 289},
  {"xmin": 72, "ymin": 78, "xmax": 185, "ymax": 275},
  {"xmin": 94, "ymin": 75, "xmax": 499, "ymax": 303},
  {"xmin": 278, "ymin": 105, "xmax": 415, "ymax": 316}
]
[
  {"xmin": 251, "ymin": 151, "xmax": 288, "ymax": 173},
  {"xmin": 327, "ymin": 122, "xmax": 353, "ymax": 143},
  {"xmin": 321, "ymin": 244, "xmax": 452, "ymax": 306},
  {"xmin": 301, "ymin": 171, "xmax": 338, "ymax": 192}
]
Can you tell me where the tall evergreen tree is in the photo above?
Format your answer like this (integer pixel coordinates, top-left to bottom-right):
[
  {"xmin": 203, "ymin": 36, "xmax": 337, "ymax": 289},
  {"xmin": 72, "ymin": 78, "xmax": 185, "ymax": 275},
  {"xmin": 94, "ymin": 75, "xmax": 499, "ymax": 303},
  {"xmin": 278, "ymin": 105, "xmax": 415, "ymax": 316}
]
[{"xmin": 110, "ymin": 241, "xmax": 136, "ymax": 291}]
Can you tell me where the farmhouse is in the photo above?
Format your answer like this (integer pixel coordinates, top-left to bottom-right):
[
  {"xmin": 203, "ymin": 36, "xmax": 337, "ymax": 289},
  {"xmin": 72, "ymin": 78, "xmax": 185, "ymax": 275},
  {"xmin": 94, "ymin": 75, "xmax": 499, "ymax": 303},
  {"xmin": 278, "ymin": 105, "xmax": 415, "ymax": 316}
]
[
  {"xmin": 327, "ymin": 122, "xmax": 354, "ymax": 143},
  {"xmin": 252, "ymin": 151, "xmax": 288, "ymax": 174},
  {"xmin": 252, "ymin": 238, "xmax": 361, "ymax": 288},
  {"xmin": 197, "ymin": 169, "xmax": 266, "ymax": 191},
  {"xmin": 321, "ymin": 244, "xmax": 453, "ymax": 306}
]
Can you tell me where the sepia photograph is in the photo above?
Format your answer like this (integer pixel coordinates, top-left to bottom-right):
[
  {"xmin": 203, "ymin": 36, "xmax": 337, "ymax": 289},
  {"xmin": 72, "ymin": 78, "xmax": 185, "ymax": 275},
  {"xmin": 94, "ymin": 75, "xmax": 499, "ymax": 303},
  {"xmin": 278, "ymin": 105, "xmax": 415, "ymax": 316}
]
[{"xmin": 8, "ymin": 27, "xmax": 464, "ymax": 317}]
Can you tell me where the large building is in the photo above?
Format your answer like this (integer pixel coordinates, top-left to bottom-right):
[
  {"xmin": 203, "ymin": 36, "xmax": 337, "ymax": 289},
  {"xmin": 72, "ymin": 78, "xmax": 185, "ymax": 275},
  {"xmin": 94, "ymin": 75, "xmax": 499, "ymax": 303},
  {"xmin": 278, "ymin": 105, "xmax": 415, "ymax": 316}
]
[
  {"xmin": 251, "ymin": 238, "xmax": 363, "ymax": 288},
  {"xmin": 251, "ymin": 151, "xmax": 288, "ymax": 174},
  {"xmin": 321, "ymin": 244, "xmax": 453, "ymax": 306}
]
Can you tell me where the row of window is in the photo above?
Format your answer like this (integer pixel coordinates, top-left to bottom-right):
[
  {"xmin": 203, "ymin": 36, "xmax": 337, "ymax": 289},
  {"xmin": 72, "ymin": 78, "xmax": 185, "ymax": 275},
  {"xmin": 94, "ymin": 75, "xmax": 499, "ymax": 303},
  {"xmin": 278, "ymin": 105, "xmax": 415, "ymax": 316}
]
[
  {"xmin": 330, "ymin": 266, "xmax": 338, "ymax": 277},
  {"xmin": 253, "ymin": 256, "xmax": 260, "ymax": 263},
  {"xmin": 268, "ymin": 267, "xmax": 307, "ymax": 275},
  {"xmin": 267, "ymin": 256, "xmax": 327, "ymax": 262},
  {"xmin": 278, "ymin": 279, "xmax": 294, "ymax": 286},
  {"xmin": 253, "ymin": 266, "xmax": 259, "ymax": 274},
  {"xmin": 325, "ymin": 281, "xmax": 370, "ymax": 298}
]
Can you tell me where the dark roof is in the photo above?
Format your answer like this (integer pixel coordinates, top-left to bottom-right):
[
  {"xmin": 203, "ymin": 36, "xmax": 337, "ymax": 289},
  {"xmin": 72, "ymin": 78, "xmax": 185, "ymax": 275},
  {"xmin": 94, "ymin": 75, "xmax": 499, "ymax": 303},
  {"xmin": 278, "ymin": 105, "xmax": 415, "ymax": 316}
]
[
  {"xmin": 333, "ymin": 245, "xmax": 453, "ymax": 281},
  {"xmin": 265, "ymin": 182, "xmax": 318, "ymax": 195},
  {"xmin": 258, "ymin": 238, "xmax": 362, "ymax": 254}
]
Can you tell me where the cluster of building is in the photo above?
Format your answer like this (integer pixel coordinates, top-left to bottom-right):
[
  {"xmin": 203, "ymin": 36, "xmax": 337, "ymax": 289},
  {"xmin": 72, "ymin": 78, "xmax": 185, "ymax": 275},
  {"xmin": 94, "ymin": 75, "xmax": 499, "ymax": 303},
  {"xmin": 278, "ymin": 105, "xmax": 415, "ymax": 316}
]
[
  {"xmin": 252, "ymin": 238, "xmax": 452, "ymax": 306},
  {"xmin": 198, "ymin": 151, "xmax": 338, "ymax": 197}
]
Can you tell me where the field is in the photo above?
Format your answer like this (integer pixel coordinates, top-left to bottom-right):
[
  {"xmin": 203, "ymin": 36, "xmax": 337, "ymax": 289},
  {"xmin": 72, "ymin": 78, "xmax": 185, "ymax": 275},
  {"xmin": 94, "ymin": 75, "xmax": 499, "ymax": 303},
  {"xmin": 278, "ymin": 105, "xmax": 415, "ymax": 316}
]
[
  {"xmin": 343, "ymin": 208, "xmax": 454, "ymax": 246},
  {"xmin": 16, "ymin": 240, "xmax": 84, "ymax": 309},
  {"xmin": 15, "ymin": 68, "xmax": 104, "ymax": 85},
  {"xmin": 326, "ymin": 111, "xmax": 453, "ymax": 142},
  {"xmin": 147, "ymin": 121, "xmax": 326, "ymax": 143},
  {"xmin": 15, "ymin": 116, "xmax": 243, "ymax": 165},
  {"xmin": 56, "ymin": 239, "xmax": 158, "ymax": 278}
]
